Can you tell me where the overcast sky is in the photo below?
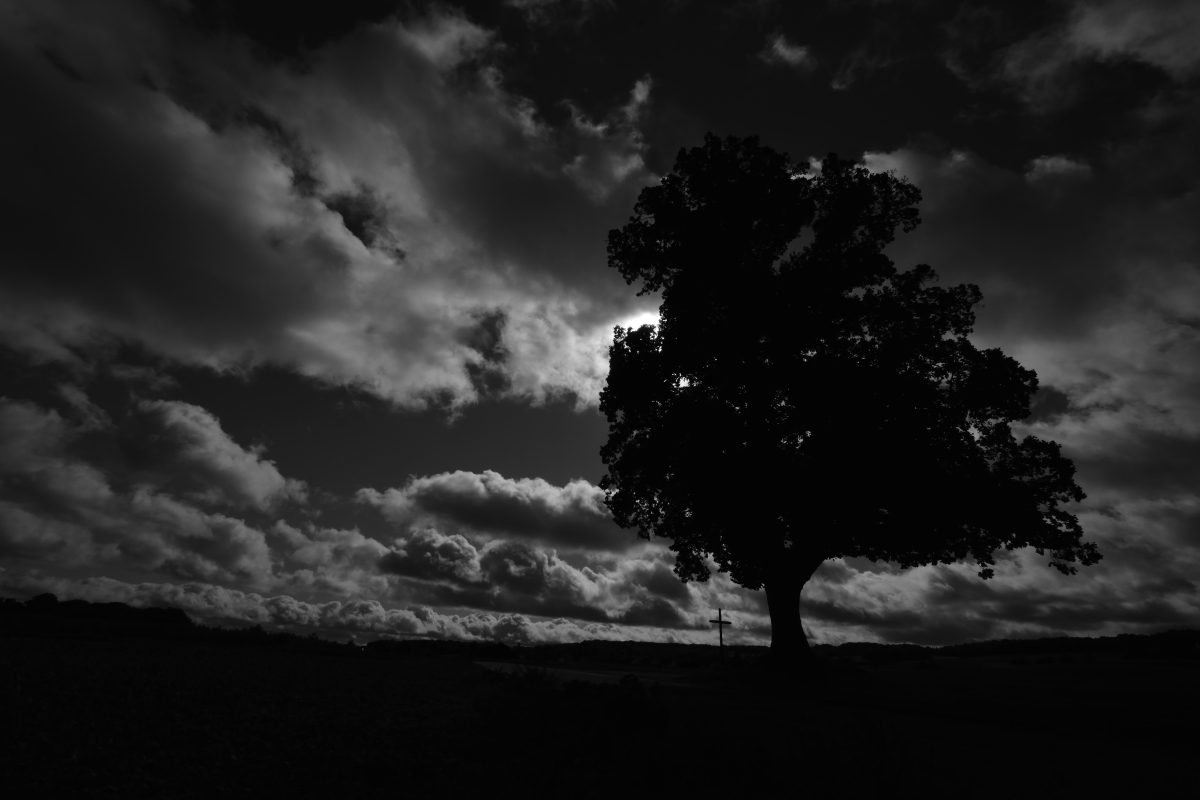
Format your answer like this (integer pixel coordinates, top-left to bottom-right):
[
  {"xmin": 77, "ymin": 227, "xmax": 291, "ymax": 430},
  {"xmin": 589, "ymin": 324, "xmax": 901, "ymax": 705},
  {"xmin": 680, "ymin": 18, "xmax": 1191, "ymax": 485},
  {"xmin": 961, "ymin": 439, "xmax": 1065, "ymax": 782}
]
[{"xmin": 1, "ymin": 0, "xmax": 1197, "ymax": 646}]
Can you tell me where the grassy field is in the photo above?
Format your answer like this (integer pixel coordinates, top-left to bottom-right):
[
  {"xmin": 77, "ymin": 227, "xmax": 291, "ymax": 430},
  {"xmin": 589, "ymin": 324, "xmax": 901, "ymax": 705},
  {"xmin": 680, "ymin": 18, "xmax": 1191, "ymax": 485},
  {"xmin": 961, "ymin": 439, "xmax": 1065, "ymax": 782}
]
[{"xmin": 2, "ymin": 634, "xmax": 1195, "ymax": 798}]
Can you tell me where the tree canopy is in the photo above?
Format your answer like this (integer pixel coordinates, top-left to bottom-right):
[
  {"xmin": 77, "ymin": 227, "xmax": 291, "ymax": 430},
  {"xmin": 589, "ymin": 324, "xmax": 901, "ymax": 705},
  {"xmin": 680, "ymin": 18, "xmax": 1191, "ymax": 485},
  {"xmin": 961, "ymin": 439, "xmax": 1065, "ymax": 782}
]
[{"xmin": 599, "ymin": 134, "xmax": 1100, "ymax": 658}]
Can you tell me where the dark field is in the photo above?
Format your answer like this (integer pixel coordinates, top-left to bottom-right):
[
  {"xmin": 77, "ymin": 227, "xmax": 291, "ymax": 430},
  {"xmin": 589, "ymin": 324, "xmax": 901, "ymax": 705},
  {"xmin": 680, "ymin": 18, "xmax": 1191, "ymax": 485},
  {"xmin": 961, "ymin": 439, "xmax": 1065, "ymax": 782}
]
[{"xmin": 2, "ymin": 633, "xmax": 1196, "ymax": 798}]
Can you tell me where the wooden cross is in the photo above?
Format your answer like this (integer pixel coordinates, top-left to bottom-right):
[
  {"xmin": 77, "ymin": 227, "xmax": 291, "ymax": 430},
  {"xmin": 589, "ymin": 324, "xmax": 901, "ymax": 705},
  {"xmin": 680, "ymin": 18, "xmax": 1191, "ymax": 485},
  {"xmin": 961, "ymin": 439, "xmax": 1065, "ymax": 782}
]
[{"xmin": 709, "ymin": 608, "xmax": 732, "ymax": 661}]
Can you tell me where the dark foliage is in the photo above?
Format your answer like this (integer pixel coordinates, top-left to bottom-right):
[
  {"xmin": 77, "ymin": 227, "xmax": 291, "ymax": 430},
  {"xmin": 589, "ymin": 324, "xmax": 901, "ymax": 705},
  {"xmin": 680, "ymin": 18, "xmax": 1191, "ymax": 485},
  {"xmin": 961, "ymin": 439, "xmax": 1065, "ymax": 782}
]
[
  {"xmin": 600, "ymin": 134, "xmax": 1100, "ymax": 658},
  {"xmin": 14, "ymin": 593, "xmax": 194, "ymax": 626}
]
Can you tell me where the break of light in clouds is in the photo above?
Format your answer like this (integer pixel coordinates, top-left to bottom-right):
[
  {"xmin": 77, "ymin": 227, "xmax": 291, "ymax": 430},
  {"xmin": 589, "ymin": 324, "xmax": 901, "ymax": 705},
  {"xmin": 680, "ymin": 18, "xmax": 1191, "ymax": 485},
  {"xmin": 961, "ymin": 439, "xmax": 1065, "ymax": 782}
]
[{"xmin": 1, "ymin": 0, "xmax": 1198, "ymax": 646}]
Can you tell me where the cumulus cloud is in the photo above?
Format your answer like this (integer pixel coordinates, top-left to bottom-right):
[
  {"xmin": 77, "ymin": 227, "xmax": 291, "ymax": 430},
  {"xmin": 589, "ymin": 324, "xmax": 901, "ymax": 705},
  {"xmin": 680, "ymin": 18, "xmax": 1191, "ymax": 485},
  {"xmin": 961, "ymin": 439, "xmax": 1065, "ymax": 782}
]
[
  {"xmin": 0, "ymin": 0, "xmax": 657, "ymax": 410},
  {"xmin": 377, "ymin": 526, "xmax": 697, "ymax": 628},
  {"xmin": 13, "ymin": 382, "xmax": 1187, "ymax": 645},
  {"xmin": 359, "ymin": 469, "xmax": 633, "ymax": 552},
  {"xmin": 378, "ymin": 527, "xmax": 482, "ymax": 586},
  {"xmin": 0, "ymin": 398, "xmax": 708, "ymax": 631}
]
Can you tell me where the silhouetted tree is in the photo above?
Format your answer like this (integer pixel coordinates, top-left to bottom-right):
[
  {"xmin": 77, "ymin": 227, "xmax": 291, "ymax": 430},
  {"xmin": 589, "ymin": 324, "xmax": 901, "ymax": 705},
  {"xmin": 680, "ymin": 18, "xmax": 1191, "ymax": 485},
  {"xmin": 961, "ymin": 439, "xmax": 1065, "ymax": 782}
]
[
  {"xmin": 600, "ymin": 134, "xmax": 1100, "ymax": 664},
  {"xmin": 25, "ymin": 593, "xmax": 60, "ymax": 613}
]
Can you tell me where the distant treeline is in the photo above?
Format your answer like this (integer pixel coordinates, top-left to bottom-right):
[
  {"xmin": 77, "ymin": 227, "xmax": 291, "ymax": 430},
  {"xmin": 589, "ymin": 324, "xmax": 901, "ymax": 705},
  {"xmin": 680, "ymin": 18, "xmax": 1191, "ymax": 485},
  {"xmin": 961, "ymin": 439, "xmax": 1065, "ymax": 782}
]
[
  {"xmin": 813, "ymin": 632, "xmax": 1200, "ymax": 662},
  {"xmin": 3, "ymin": 593, "xmax": 1197, "ymax": 662},
  {"xmin": 506, "ymin": 632, "xmax": 1200, "ymax": 666}
]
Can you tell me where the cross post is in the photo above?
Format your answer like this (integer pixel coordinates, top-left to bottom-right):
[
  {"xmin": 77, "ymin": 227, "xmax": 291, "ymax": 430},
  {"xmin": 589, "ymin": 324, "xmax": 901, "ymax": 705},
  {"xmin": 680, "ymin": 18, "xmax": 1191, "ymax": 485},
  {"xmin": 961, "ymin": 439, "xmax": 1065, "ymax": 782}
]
[{"xmin": 709, "ymin": 608, "xmax": 732, "ymax": 665}]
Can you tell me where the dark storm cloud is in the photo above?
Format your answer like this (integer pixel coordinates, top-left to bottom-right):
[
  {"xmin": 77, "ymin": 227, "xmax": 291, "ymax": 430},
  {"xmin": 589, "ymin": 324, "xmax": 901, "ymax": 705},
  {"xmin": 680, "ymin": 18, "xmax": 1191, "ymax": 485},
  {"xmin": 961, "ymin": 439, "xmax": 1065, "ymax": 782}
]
[
  {"xmin": 951, "ymin": 0, "xmax": 1200, "ymax": 109},
  {"xmin": 0, "ymin": 0, "xmax": 657, "ymax": 409},
  {"xmin": 122, "ymin": 400, "xmax": 306, "ymax": 511},
  {"xmin": 0, "ymin": 396, "xmax": 278, "ymax": 583},
  {"xmin": 0, "ymin": 394, "xmax": 382, "ymax": 591},
  {"xmin": 872, "ymin": 148, "xmax": 1134, "ymax": 341},
  {"xmin": 359, "ymin": 470, "xmax": 634, "ymax": 552},
  {"xmin": 632, "ymin": 560, "xmax": 693, "ymax": 606},
  {"xmin": 1156, "ymin": 506, "xmax": 1200, "ymax": 552},
  {"xmin": 1073, "ymin": 430, "xmax": 1200, "ymax": 500},
  {"xmin": 324, "ymin": 186, "xmax": 390, "ymax": 248},
  {"xmin": 235, "ymin": 107, "xmax": 320, "ymax": 198},
  {"xmin": 458, "ymin": 311, "xmax": 513, "ymax": 399},
  {"xmin": 0, "ymin": 9, "xmax": 352, "ymax": 356},
  {"xmin": 1025, "ymin": 386, "xmax": 1071, "ymax": 424}
]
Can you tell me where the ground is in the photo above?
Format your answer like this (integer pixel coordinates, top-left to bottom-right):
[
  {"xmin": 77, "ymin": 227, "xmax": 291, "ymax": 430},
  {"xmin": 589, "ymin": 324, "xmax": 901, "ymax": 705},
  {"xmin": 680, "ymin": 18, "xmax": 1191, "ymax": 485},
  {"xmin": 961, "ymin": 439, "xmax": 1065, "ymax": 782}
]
[{"xmin": 1, "ymin": 633, "xmax": 1194, "ymax": 797}]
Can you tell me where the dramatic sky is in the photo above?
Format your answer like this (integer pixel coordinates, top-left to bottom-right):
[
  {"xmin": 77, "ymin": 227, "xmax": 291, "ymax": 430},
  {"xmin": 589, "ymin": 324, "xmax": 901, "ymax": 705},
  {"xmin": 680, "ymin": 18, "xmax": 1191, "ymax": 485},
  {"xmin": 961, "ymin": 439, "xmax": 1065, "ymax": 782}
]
[{"xmin": 2, "ymin": 0, "xmax": 1198, "ymax": 646}]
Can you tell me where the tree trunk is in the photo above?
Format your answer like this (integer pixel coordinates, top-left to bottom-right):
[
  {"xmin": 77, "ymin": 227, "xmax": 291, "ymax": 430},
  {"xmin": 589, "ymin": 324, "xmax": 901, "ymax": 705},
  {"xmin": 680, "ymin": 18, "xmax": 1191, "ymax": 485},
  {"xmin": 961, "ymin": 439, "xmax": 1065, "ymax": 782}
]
[{"xmin": 764, "ymin": 555, "xmax": 826, "ymax": 670}]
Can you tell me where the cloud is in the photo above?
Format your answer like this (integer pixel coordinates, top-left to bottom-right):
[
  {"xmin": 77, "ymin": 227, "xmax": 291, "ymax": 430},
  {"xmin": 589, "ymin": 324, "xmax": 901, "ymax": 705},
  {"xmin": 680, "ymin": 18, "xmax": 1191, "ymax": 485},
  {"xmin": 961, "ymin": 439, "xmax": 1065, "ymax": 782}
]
[
  {"xmin": 0, "ymin": 396, "xmax": 704, "ymax": 628},
  {"xmin": 0, "ymin": 501, "xmax": 95, "ymax": 564},
  {"xmin": 799, "ymin": 548, "xmax": 1200, "ymax": 646},
  {"xmin": 127, "ymin": 400, "xmax": 306, "ymax": 510},
  {"xmin": 505, "ymin": 0, "xmax": 607, "ymax": 27},
  {"xmin": 0, "ymin": 398, "xmax": 115, "ymax": 511},
  {"xmin": 395, "ymin": 11, "xmax": 493, "ymax": 70},
  {"xmin": 862, "ymin": 136, "xmax": 1199, "ymax": 350},
  {"xmin": 105, "ymin": 364, "xmax": 179, "ymax": 391},
  {"xmin": 10, "ymin": 383, "xmax": 1191, "ymax": 645},
  {"xmin": 948, "ymin": 0, "xmax": 1200, "ymax": 110},
  {"xmin": 10, "ymin": 382, "xmax": 1191, "ymax": 645},
  {"xmin": 1025, "ymin": 154, "xmax": 1092, "ymax": 182},
  {"xmin": 830, "ymin": 45, "xmax": 894, "ymax": 91},
  {"xmin": 562, "ymin": 78, "xmax": 653, "ymax": 201},
  {"xmin": 0, "ymin": 571, "xmax": 717, "ymax": 645},
  {"xmin": 57, "ymin": 384, "xmax": 111, "ymax": 431},
  {"xmin": 359, "ymin": 470, "xmax": 634, "ymax": 552},
  {"xmin": 378, "ymin": 527, "xmax": 482, "ymax": 586},
  {"xmin": 866, "ymin": 141, "xmax": 1200, "ymax": 456},
  {"xmin": 1067, "ymin": 0, "xmax": 1200, "ymax": 79},
  {"xmin": 760, "ymin": 34, "xmax": 813, "ymax": 69},
  {"xmin": 826, "ymin": 130, "xmax": 1200, "ymax": 644},
  {"xmin": 375, "ymin": 521, "xmax": 701, "ymax": 628},
  {"xmin": 0, "ymin": 0, "xmax": 657, "ymax": 410},
  {"xmin": 0, "ymin": 397, "xmax": 283, "ymax": 589}
]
